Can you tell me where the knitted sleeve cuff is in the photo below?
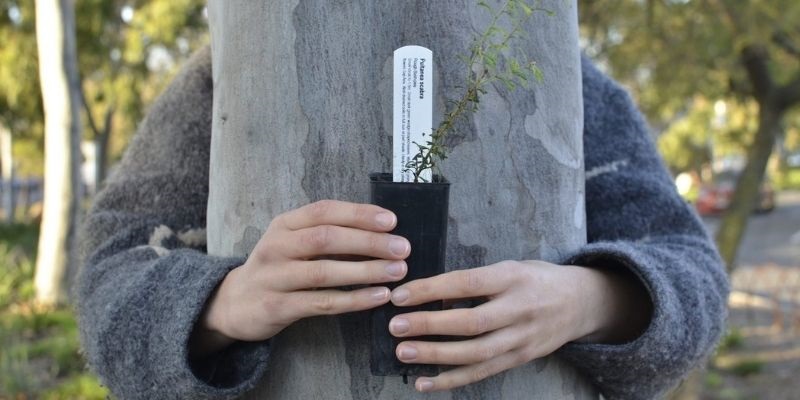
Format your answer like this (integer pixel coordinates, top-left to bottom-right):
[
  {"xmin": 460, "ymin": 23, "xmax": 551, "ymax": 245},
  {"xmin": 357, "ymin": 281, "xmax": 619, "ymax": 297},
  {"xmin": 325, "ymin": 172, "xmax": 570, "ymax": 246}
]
[
  {"xmin": 158, "ymin": 250, "xmax": 270, "ymax": 398},
  {"xmin": 78, "ymin": 231, "xmax": 270, "ymax": 399},
  {"xmin": 557, "ymin": 239, "xmax": 728, "ymax": 399}
]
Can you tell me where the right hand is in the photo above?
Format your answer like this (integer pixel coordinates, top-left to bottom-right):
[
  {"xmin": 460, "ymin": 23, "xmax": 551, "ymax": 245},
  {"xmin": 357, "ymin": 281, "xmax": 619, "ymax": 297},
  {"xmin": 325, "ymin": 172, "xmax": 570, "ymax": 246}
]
[{"xmin": 192, "ymin": 200, "xmax": 410, "ymax": 354}]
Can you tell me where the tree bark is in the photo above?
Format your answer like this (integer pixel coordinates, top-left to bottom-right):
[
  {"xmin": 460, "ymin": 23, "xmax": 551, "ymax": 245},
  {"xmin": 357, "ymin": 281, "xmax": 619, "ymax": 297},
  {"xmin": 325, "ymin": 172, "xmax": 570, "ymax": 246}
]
[
  {"xmin": 715, "ymin": 102, "xmax": 780, "ymax": 271},
  {"xmin": 207, "ymin": 1, "xmax": 595, "ymax": 398},
  {"xmin": 714, "ymin": 44, "xmax": 799, "ymax": 271},
  {"xmin": 34, "ymin": 0, "xmax": 82, "ymax": 306},
  {"xmin": 1, "ymin": 125, "xmax": 16, "ymax": 223},
  {"xmin": 94, "ymin": 109, "xmax": 112, "ymax": 190}
]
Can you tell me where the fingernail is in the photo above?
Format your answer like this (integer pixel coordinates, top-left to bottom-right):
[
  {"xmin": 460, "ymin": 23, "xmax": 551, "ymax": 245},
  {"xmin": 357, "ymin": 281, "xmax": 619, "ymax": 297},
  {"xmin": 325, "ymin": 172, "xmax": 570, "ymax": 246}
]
[
  {"xmin": 417, "ymin": 378, "xmax": 434, "ymax": 392},
  {"xmin": 385, "ymin": 261, "xmax": 406, "ymax": 277},
  {"xmin": 391, "ymin": 288, "xmax": 409, "ymax": 304},
  {"xmin": 390, "ymin": 318, "xmax": 410, "ymax": 335},
  {"xmin": 389, "ymin": 237, "xmax": 409, "ymax": 257},
  {"xmin": 398, "ymin": 345, "xmax": 418, "ymax": 360},
  {"xmin": 375, "ymin": 212, "xmax": 396, "ymax": 228},
  {"xmin": 371, "ymin": 287, "xmax": 389, "ymax": 301}
]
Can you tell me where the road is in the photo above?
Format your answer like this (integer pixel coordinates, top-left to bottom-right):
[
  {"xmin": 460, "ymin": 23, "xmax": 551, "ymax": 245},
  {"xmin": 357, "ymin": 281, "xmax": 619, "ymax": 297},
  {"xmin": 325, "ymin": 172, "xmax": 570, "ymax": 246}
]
[
  {"xmin": 702, "ymin": 191, "xmax": 800, "ymax": 400},
  {"xmin": 703, "ymin": 190, "xmax": 800, "ymax": 268}
]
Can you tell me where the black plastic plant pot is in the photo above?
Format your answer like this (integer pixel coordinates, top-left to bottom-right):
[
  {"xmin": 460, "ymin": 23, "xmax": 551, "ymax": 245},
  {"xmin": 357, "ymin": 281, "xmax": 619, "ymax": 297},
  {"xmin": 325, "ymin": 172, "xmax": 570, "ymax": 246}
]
[{"xmin": 368, "ymin": 172, "xmax": 450, "ymax": 378}]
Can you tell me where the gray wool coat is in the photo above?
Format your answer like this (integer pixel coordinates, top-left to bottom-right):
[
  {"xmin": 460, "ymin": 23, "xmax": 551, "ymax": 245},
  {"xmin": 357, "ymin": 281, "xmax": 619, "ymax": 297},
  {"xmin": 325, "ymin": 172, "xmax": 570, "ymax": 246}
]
[{"xmin": 76, "ymin": 47, "xmax": 729, "ymax": 399}]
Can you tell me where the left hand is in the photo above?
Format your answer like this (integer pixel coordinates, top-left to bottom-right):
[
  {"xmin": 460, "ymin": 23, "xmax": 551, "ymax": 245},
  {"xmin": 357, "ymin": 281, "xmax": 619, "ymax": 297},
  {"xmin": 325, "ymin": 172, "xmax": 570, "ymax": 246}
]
[{"xmin": 388, "ymin": 260, "xmax": 639, "ymax": 392}]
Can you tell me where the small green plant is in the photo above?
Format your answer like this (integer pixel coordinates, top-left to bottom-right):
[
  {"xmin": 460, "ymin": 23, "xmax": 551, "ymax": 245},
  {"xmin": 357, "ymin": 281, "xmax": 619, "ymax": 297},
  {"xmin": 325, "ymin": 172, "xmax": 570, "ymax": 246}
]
[
  {"xmin": 717, "ymin": 327, "xmax": 744, "ymax": 353},
  {"xmin": 704, "ymin": 370, "xmax": 723, "ymax": 389},
  {"xmin": 404, "ymin": 0, "xmax": 551, "ymax": 182},
  {"xmin": 0, "ymin": 223, "xmax": 39, "ymax": 308},
  {"xmin": 727, "ymin": 358, "xmax": 764, "ymax": 377},
  {"xmin": 42, "ymin": 373, "xmax": 110, "ymax": 400},
  {"xmin": 0, "ymin": 223, "xmax": 106, "ymax": 398}
]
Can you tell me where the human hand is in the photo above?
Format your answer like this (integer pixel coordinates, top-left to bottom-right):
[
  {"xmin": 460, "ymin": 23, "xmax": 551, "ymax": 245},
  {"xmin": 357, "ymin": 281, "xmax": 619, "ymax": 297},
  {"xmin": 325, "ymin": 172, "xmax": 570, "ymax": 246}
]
[
  {"xmin": 190, "ymin": 200, "xmax": 411, "ymax": 357},
  {"xmin": 388, "ymin": 260, "xmax": 649, "ymax": 392}
]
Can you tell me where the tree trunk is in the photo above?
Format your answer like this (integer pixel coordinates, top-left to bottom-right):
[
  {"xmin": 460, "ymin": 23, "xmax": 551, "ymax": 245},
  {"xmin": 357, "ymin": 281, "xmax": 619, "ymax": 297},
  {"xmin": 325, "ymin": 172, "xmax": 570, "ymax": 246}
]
[
  {"xmin": 207, "ymin": 1, "xmax": 595, "ymax": 398},
  {"xmin": 94, "ymin": 109, "xmax": 112, "ymax": 190},
  {"xmin": 83, "ymin": 96, "xmax": 114, "ymax": 193},
  {"xmin": 715, "ymin": 102, "xmax": 780, "ymax": 271},
  {"xmin": 34, "ymin": 0, "xmax": 82, "ymax": 306},
  {"xmin": 1, "ymin": 125, "xmax": 16, "ymax": 223}
]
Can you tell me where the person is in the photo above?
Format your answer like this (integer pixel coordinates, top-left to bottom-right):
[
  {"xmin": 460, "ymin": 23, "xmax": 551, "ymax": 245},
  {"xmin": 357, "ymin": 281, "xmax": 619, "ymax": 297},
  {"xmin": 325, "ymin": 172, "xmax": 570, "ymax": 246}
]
[{"xmin": 76, "ymin": 46, "xmax": 729, "ymax": 399}]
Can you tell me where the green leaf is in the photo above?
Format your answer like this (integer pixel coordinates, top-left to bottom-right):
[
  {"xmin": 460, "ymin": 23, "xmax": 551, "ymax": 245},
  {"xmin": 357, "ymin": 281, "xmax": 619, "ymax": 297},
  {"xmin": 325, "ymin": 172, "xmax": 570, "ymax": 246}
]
[
  {"xmin": 485, "ymin": 54, "xmax": 497, "ymax": 68},
  {"xmin": 519, "ymin": 2, "xmax": 533, "ymax": 16},
  {"xmin": 530, "ymin": 64, "xmax": 544, "ymax": 82}
]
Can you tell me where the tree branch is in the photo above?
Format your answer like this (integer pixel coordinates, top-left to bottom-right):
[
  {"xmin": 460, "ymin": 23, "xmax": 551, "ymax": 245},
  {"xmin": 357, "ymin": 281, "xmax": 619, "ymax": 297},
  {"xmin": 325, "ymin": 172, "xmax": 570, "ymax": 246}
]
[
  {"xmin": 772, "ymin": 31, "xmax": 800, "ymax": 59},
  {"xmin": 741, "ymin": 45, "xmax": 774, "ymax": 102},
  {"xmin": 776, "ymin": 74, "xmax": 800, "ymax": 112},
  {"xmin": 80, "ymin": 86, "xmax": 100, "ymax": 138},
  {"xmin": 80, "ymin": 84, "xmax": 114, "ymax": 139}
]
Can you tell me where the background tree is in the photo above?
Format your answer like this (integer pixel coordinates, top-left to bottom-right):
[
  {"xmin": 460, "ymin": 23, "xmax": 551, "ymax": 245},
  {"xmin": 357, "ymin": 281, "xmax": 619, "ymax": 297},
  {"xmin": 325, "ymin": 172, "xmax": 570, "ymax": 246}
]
[
  {"xmin": 1, "ymin": 0, "xmax": 43, "ymax": 221},
  {"xmin": 579, "ymin": 0, "xmax": 800, "ymax": 270},
  {"xmin": 0, "ymin": 0, "xmax": 208, "ymax": 182},
  {"xmin": 34, "ymin": 0, "xmax": 82, "ymax": 305},
  {"xmin": 207, "ymin": 0, "xmax": 595, "ymax": 398},
  {"xmin": 0, "ymin": 2, "xmax": 210, "ymax": 396},
  {"xmin": 75, "ymin": 0, "xmax": 208, "ymax": 190}
]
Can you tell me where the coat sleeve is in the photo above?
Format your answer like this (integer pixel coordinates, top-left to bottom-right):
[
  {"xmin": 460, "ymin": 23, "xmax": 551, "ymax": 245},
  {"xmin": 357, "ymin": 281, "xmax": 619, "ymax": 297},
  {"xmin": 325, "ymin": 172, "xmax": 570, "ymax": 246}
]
[
  {"xmin": 75, "ymin": 47, "xmax": 270, "ymax": 400},
  {"xmin": 555, "ymin": 58, "xmax": 730, "ymax": 399}
]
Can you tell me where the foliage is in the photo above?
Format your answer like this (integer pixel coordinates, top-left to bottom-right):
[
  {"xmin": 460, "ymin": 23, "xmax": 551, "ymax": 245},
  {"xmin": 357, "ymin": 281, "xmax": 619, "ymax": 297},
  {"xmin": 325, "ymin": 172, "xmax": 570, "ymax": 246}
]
[
  {"xmin": 0, "ymin": 309, "xmax": 108, "ymax": 398},
  {"xmin": 0, "ymin": 223, "xmax": 107, "ymax": 398},
  {"xmin": 716, "ymin": 327, "xmax": 744, "ymax": 353},
  {"xmin": 726, "ymin": 359, "xmax": 764, "ymax": 377},
  {"xmin": 703, "ymin": 371, "xmax": 723, "ymax": 389},
  {"xmin": 0, "ymin": 0, "xmax": 43, "ymax": 173},
  {"xmin": 404, "ymin": 0, "xmax": 548, "ymax": 182},
  {"xmin": 775, "ymin": 168, "xmax": 800, "ymax": 190},
  {"xmin": 41, "ymin": 373, "xmax": 110, "ymax": 400},
  {"xmin": 76, "ymin": 0, "xmax": 208, "ymax": 161},
  {"xmin": 0, "ymin": 0, "xmax": 208, "ymax": 176},
  {"xmin": 657, "ymin": 97, "xmax": 761, "ymax": 174},
  {"xmin": 579, "ymin": 0, "xmax": 800, "ymax": 174},
  {"xmin": 0, "ymin": 242, "xmax": 35, "ymax": 308},
  {"xmin": 0, "ymin": 224, "xmax": 38, "ymax": 308},
  {"xmin": 581, "ymin": 0, "xmax": 800, "ymax": 269}
]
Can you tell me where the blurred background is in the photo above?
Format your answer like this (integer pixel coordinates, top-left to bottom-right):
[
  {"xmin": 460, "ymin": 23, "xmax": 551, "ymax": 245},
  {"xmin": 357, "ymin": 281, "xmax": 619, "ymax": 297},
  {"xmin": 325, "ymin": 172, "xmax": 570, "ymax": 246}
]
[{"xmin": 0, "ymin": 1, "xmax": 798, "ymax": 399}]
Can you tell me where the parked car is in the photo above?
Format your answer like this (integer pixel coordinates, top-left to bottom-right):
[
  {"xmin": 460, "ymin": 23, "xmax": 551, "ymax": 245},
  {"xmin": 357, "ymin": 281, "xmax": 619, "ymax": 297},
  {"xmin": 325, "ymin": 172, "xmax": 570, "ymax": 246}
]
[{"xmin": 695, "ymin": 170, "xmax": 775, "ymax": 216}]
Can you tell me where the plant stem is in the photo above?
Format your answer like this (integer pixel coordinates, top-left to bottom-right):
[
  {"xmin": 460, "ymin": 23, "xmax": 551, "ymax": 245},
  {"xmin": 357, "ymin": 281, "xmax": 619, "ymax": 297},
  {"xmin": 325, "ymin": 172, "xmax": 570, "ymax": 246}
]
[{"xmin": 404, "ymin": 0, "xmax": 543, "ymax": 182}]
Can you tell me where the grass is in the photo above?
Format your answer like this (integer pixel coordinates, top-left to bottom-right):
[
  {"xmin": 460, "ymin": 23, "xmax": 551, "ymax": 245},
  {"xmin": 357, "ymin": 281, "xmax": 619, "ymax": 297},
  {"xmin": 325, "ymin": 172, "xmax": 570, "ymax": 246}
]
[{"xmin": 0, "ymin": 223, "xmax": 108, "ymax": 399}]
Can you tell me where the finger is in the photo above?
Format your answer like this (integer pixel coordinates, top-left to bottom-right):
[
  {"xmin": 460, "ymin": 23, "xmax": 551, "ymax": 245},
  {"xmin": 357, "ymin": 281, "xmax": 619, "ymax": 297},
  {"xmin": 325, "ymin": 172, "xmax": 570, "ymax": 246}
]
[
  {"xmin": 413, "ymin": 348, "xmax": 531, "ymax": 392},
  {"xmin": 314, "ymin": 254, "xmax": 372, "ymax": 262},
  {"xmin": 395, "ymin": 326, "xmax": 525, "ymax": 366},
  {"xmin": 391, "ymin": 266, "xmax": 512, "ymax": 306},
  {"xmin": 274, "ymin": 259, "xmax": 407, "ymax": 291},
  {"xmin": 289, "ymin": 287, "xmax": 391, "ymax": 319},
  {"xmin": 278, "ymin": 200, "xmax": 396, "ymax": 232},
  {"xmin": 389, "ymin": 300, "xmax": 520, "ymax": 337},
  {"xmin": 278, "ymin": 225, "xmax": 410, "ymax": 260}
]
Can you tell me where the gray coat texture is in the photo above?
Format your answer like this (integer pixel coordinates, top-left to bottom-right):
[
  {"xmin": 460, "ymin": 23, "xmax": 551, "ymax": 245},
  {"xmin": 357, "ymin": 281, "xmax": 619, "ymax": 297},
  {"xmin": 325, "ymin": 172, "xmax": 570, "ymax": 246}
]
[{"xmin": 76, "ymin": 47, "xmax": 729, "ymax": 399}]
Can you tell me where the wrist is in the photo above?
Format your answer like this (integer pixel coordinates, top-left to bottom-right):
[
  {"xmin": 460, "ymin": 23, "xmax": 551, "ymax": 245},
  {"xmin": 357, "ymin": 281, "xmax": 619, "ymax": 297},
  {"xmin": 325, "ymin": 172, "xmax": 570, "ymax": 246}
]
[
  {"xmin": 570, "ymin": 265, "xmax": 617, "ymax": 342},
  {"xmin": 571, "ymin": 264, "xmax": 652, "ymax": 344},
  {"xmin": 189, "ymin": 270, "xmax": 238, "ymax": 359}
]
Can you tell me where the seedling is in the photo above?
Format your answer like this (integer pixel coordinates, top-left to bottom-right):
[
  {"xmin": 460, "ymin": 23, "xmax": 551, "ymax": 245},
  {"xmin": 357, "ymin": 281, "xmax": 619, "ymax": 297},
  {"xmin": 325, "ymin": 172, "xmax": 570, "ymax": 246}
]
[{"xmin": 403, "ymin": 0, "xmax": 550, "ymax": 182}]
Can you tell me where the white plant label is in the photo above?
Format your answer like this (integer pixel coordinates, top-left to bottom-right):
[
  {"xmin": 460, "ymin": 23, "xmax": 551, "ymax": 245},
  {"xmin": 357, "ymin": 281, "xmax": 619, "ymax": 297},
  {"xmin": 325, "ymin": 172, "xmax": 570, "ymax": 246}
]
[{"xmin": 393, "ymin": 45, "xmax": 433, "ymax": 182}]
